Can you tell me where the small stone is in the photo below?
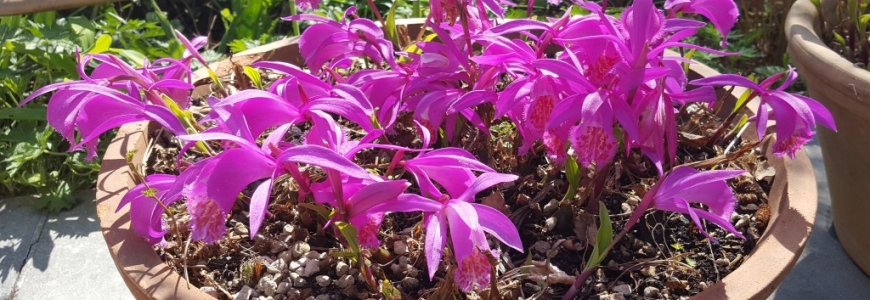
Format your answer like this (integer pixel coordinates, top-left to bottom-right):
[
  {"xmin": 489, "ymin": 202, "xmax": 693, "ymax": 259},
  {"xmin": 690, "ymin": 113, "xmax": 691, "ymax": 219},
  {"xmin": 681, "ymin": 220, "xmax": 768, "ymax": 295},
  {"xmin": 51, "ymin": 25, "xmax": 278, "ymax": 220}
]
[
  {"xmin": 401, "ymin": 277, "xmax": 420, "ymax": 289},
  {"xmin": 300, "ymin": 259, "xmax": 321, "ymax": 277},
  {"xmin": 235, "ymin": 285, "xmax": 254, "ymax": 300},
  {"xmin": 276, "ymin": 282, "xmax": 291, "ymax": 294},
  {"xmin": 267, "ymin": 259, "xmax": 287, "ymax": 274},
  {"xmin": 734, "ymin": 215, "xmax": 750, "ymax": 229},
  {"xmin": 543, "ymin": 199, "xmax": 559, "ymax": 215},
  {"xmin": 641, "ymin": 266, "xmax": 657, "ymax": 277},
  {"xmin": 393, "ymin": 240, "xmax": 409, "ymax": 255},
  {"xmin": 545, "ymin": 216, "xmax": 557, "ymax": 231},
  {"xmin": 715, "ymin": 258, "xmax": 730, "ymax": 266},
  {"xmin": 284, "ymin": 224, "xmax": 296, "ymax": 234},
  {"xmin": 335, "ymin": 274, "xmax": 355, "ymax": 288},
  {"xmin": 279, "ymin": 251, "xmax": 294, "ymax": 264},
  {"xmin": 532, "ymin": 241, "xmax": 551, "ymax": 253},
  {"xmin": 291, "ymin": 241, "xmax": 311, "ymax": 259},
  {"xmin": 315, "ymin": 295, "xmax": 329, "ymax": 300},
  {"xmin": 644, "ymin": 286, "xmax": 660, "ymax": 298},
  {"xmin": 612, "ymin": 283, "xmax": 631, "ymax": 295},
  {"xmin": 406, "ymin": 266, "xmax": 420, "ymax": 277},
  {"xmin": 306, "ymin": 250, "xmax": 321, "ymax": 259},
  {"xmin": 335, "ymin": 261, "xmax": 350, "ymax": 276},
  {"xmin": 626, "ymin": 195, "xmax": 640, "ymax": 206},
  {"xmin": 290, "ymin": 273, "xmax": 306, "ymax": 287},
  {"xmin": 621, "ymin": 202, "xmax": 632, "ymax": 214},
  {"xmin": 315, "ymin": 275, "xmax": 332, "ymax": 287},
  {"xmin": 289, "ymin": 260, "xmax": 303, "ymax": 271},
  {"xmin": 234, "ymin": 223, "xmax": 249, "ymax": 236},
  {"xmin": 287, "ymin": 289, "xmax": 301, "ymax": 299},
  {"xmin": 699, "ymin": 281, "xmax": 709, "ymax": 290},
  {"xmin": 259, "ymin": 277, "xmax": 278, "ymax": 296},
  {"xmin": 200, "ymin": 286, "xmax": 219, "ymax": 297}
]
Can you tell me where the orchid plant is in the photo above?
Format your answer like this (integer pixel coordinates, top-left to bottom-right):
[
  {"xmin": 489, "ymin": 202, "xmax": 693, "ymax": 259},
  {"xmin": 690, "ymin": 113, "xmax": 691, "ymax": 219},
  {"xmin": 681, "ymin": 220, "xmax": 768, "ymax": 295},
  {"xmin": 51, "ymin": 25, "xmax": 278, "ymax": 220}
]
[{"xmin": 23, "ymin": 0, "xmax": 834, "ymax": 297}]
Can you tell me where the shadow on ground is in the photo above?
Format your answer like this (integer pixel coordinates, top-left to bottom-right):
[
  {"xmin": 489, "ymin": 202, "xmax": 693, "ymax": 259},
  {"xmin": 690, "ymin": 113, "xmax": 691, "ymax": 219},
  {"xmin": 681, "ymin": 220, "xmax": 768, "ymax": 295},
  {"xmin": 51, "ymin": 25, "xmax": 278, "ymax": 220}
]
[{"xmin": 0, "ymin": 191, "xmax": 98, "ymax": 299}]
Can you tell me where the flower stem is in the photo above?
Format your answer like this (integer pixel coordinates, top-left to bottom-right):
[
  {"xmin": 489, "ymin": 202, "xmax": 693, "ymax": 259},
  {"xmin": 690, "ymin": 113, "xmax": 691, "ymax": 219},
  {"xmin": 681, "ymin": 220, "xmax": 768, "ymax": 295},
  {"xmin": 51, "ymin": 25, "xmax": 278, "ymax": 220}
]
[{"xmin": 288, "ymin": 0, "xmax": 301, "ymax": 36}]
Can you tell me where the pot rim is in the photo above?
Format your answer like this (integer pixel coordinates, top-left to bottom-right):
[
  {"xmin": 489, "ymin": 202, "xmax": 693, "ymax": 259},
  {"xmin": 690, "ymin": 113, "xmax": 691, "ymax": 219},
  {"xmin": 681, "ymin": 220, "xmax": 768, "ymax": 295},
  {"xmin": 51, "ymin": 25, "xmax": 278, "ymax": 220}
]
[{"xmin": 786, "ymin": 0, "xmax": 870, "ymax": 119}]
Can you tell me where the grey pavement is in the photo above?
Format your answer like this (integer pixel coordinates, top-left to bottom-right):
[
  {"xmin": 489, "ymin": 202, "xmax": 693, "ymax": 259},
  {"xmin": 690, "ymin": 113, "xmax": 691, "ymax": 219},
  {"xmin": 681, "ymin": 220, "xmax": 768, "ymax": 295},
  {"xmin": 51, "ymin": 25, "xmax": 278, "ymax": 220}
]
[
  {"xmin": 0, "ymin": 137, "xmax": 867, "ymax": 299},
  {"xmin": 0, "ymin": 190, "xmax": 133, "ymax": 300}
]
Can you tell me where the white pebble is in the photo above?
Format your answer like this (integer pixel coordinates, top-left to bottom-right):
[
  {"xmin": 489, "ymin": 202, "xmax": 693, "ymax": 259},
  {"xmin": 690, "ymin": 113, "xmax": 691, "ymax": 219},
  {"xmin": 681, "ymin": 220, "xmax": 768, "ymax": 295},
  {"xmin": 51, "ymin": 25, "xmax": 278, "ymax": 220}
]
[
  {"xmin": 335, "ymin": 261, "xmax": 350, "ymax": 276},
  {"xmin": 335, "ymin": 274, "xmax": 355, "ymax": 288},
  {"xmin": 644, "ymin": 286, "xmax": 660, "ymax": 298},
  {"xmin": 289, "ymin": 260, "xmax": 303, "ymax": 271},
  {"xmin": 267, "ymin": 259, "xmax": 286, "ymax": 274},
  {"xmin": 612, "ymin": 283, "xmax": 631, "ymax": 295},
  {"xmin": 276, "ymin": 282, "xmax": 290, "ymax": 294},
  {"xmin": 315, "ymin": 275, "xmax": 332, "ymax": 287},
  {"xmin": 315, "ymin": 295, "xmax": 329, "ymax": 300},
  {"xmin": 291, "ymin": 241, "xmax": 310, "ymax": 259},
  {"xmin": 301, "ymin": 259, "xmax": 321, "ymax": 277}
]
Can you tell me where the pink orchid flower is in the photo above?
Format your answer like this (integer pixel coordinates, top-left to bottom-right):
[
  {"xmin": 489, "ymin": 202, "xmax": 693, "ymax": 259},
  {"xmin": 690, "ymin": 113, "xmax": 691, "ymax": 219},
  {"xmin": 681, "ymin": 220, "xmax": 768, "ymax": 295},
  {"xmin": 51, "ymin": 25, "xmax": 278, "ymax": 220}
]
[
  {"xmin": 690, "ymin": 68, "xmax": 837, "ymax": 158},
  {"xmin": 633, "ymin": 166, "xmax": 746, "ymax": 242},
  {"xmin": 369, "ymin": 172, "xmax": 523, "ymax": 291},
  {"xmin": 118, "ymin": 174, "xmax": 181, "ymax": 246},
  {"xmin": 665, "ymin": 0, "xmax": 739, "ymax": 47}
]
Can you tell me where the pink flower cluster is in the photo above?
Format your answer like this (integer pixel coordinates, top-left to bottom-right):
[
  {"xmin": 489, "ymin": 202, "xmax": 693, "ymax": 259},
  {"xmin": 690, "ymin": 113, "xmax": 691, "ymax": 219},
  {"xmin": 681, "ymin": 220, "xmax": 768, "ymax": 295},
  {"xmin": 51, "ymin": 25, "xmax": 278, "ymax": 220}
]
[{"xmin": 24, "ymin": 0, "xmax": 834, "ymax": 293}]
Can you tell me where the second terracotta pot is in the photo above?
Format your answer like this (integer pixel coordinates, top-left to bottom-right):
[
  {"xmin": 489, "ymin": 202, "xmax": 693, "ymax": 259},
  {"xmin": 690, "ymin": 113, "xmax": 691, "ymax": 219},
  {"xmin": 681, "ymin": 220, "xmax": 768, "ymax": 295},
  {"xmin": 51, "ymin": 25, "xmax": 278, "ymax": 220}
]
[{"xmin": 786, "ymin": 0, "xmax": 870, "ymax": 275}]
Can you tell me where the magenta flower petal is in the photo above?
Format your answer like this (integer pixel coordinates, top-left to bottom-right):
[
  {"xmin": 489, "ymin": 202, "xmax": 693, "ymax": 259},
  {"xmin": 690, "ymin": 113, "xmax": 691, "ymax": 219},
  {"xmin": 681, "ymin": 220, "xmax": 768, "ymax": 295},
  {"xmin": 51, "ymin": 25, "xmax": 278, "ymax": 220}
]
[
  {"xmin": 651, "ymin": 166, "xmax": 745, "ymax": 242},
  {"xmin": 248, "ymin": 175, "xmax": 276, "ymax": 238},
  {"xmin": 205, "ymin": 148, "xmax": 277, "ymax": 213},
  {"xmin": 472, "ymin": 203, "xmax": 523, "ymax": 252},
  {"xmin": 118, "ymin": 174, "xmax": 179, "ymax": 245}
]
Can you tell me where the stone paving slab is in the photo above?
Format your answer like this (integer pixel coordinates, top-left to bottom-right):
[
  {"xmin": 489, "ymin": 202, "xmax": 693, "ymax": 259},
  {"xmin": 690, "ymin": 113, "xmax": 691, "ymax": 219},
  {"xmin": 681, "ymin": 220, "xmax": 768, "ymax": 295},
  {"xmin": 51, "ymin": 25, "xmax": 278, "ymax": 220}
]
[
  {"xmin": 0, "ymin": 191, "xmax": 133, "ymax": 300},
  {"xmin": 0, "ymin": 195, "xmax": 46, "ymax": 300}
]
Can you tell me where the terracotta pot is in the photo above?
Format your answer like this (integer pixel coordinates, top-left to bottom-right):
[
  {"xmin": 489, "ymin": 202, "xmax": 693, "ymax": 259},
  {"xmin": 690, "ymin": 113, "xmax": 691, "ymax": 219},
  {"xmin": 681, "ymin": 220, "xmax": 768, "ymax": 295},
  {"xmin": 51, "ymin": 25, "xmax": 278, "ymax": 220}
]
[
  {"xmin": 96, "ymin": 21, "xmax": 818, "ymax": 300},
  {"xmin": 786, "ymin": 0, "xmax": 870, "ymax": 275}
]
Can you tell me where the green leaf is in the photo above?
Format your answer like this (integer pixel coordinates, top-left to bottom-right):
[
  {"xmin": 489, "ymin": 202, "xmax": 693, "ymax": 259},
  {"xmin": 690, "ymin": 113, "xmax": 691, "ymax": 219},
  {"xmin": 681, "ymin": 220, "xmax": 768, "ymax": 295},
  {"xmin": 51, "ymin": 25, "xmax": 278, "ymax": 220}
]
[
  {"xmin": 243, "ymin": 65, "xmax": 263, "ymax": 90},
  {"xmin": 88, "ymin": 34, "xmax": 112, "ymax": 54},
  {"xmin": 67, "ymin": 16, "xmax": 97, "ymax": 49},
  {"xmin": 335, "ymin": 221, "xmax": 361, "ymax": 260},
  {"xmin": 685, "ymin": 256, "xmax": 697, "ymax": 267},
  {"xmin": 116, "ymin": 49, "xmax": 148, "ymax": 67},
  {"xmin": 298, "ymin": 202, "xmax": 334, "ymax": 220},
  {"xmin": 385, "ymin": 0, "xmax": 407, "ymax": 47},
  {"xmin": 562, "ymin": 157, "xmax": 580, "ymax": 202},
  {"xmin": 586, "ymin": 201, "xmax": 613, "ymax": 269},
  {"xmin": 381, "ymin": 278, "xmax": 402, "ymax": 300},
  {"xmin": 0, "ymin": 108, "xmax": 46, "ymax": 121}
]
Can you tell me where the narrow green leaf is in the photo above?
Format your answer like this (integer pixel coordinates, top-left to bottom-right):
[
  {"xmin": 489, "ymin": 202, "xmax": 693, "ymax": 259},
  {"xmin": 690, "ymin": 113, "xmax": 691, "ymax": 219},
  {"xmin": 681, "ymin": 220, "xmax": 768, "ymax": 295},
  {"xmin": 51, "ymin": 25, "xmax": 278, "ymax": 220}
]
[
  {"xmin": 243, "ymin": 65, "xmax": 263, "ymax": 89},
  {"xmin": 562, "ymin": 157, "xmax": 580, "ymax": 202},
  {"xmin": 586, "ymin": 201, "xmax": 613, "ymax": 269},
  {"xmin": 335, "ymin": 221, "xmax": 361, "ymax": 259},
  {"xmin": 385, "ymin": 0, "xmax": 407, "ymax": 47}
]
